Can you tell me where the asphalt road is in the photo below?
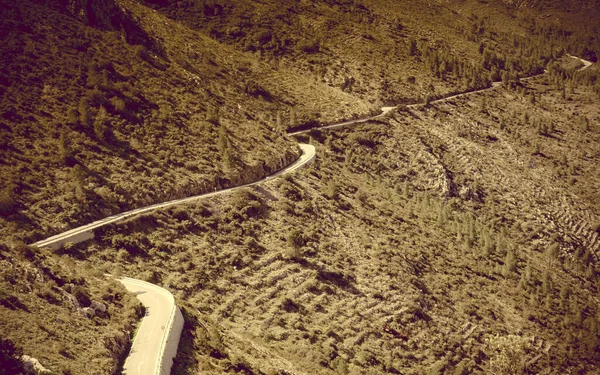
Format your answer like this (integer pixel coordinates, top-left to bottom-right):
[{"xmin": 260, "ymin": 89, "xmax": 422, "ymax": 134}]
[
  {"xmin": 119, "ymin": 277, "xmax": 181, "ymax": 375},
  {"xmin": 30, "ymin": 54, "xmax": 594, "ymax": 375},
  {"xmin": 33, "ymin": 144, "xmax": 316, "ymax": 250},
  {"xmin": 567, "ymin": 54, "xmax": 593, "ymax": 71}
]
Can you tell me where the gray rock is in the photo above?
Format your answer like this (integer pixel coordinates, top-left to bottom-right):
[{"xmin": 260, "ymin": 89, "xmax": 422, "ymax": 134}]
[
  {"xmin": 61, "ymin": 289, "xmax": 80, "ymax": 310},
  {"xmin": 21, "ymin": 354, "xmax": 51, "ymax": 374},
  {"xmin": 90, "ymin": 300, "xmax": 107, "ymax": 313},
  {"xmin": 81, "ymin": 307, "xmax": 95, "ymax": 318}
]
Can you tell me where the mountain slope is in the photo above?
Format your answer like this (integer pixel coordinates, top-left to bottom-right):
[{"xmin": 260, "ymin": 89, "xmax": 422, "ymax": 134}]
[{"xmin": 1, "ymin": 0, "xmax": 600, "ymax": 374}]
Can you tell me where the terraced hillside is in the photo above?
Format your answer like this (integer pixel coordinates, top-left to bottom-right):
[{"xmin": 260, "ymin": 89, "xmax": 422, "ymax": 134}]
[
  {"xmin": 2, "ymin": 0, "xmax": 600, "ymax": 374},
  {"xmin": 74, "ymin": 69, "xmax": 600, "ymax": 374}
]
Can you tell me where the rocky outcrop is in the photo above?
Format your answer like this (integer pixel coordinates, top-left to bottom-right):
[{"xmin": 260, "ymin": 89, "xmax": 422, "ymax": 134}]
[
  {"xmin": 91, "ymin": 300, "xmax": 107, "ymax": 313},
  {"xmin": 21, "ymin": 355, "xmax": 51, "ymax": 375}
]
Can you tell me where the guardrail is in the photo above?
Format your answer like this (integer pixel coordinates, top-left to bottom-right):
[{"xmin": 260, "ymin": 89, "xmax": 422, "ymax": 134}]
[{"xmin": 156, "ymin": 291, "xmax": 183, "ymax": 375}]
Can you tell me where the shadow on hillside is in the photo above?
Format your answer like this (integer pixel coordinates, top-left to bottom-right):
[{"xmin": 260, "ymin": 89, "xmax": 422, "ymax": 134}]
[{"xmin": 294, "ymin": 258, "xmax": 362, "ymax": 295}]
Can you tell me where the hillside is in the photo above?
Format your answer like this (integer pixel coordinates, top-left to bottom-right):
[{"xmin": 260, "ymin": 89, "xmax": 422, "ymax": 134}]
[
  {"xmin": 1, "ymin": 0, "xmax": 600, "ymax": 374},
  {"xmin": 80, "ymin": 70, "xmax": 600, "ymax": 374}
]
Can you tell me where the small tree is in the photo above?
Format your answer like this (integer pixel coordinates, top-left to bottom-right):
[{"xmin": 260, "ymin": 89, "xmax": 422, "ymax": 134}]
[
  {"xmin": 206, "ymin": 107, "xmax": 219, "ymax": 125},
  {"xmin": 58, "ymin": 128, "xmax": 74, "ymax": 165},
  {"xmin": 217, "ymin": 126, "xmax": 236, "ymax": 170},
  {"xmin": 289, "ymin": 108, "xmax": 297, "ymax": 128},
  {"xmin": 70, "ymin": 165, "xmax": 86, "ymax": 199},
  {"xmin": 408, "ymin": 38, "xmax": 418, "ymax": 56},
  {"xmin": 0, "ymin": 187, "xmax": 16, "ymax": 216},
  {"xmin": 503, "ymin": 248, "xmax": 517, "ymax": 277},
  {"xmin": 79, "ymin": 98, "xmax": 91, "ymax": 129},
  {"xmin": 579, "ymin": 115, "xmax": 590, "ymax": 131},
  {"xmin": 94, "ymin": 106, "xmax": 109, "ymax": 140},
  {"xmin": 547, "ymin": 243, "xmax": 559, "ymax": 266},
  {"xmin": 276, "ymin": 110, "xmax": 283, "ymax": 132}
]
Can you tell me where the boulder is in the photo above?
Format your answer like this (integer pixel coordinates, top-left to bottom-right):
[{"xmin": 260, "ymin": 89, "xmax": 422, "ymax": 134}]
[
  {"xmin": 61, "ymin": 289, "xmax": 80, "ymax": 310},
  {"xmin": 21, "ymin": 355, "xmax": 51, "ymax": 374},
  {"xmin": 81, "ymin": 307, "xmax": 95, "ymax": 318},
  {"xmin": 90, "ymin": 300, "xmax": 107, "ymax": 313}
]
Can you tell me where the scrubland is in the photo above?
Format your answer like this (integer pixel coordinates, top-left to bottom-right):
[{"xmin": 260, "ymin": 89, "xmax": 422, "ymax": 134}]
[{"xmin": 1, "ymin": 0, "xmax": 600, "ymax": 373}]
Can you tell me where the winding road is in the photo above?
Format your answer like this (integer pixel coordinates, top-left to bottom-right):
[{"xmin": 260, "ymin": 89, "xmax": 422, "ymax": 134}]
[
  {"xmin": 119, "ymin": 278, "xmax": 184, "ymax": 375},
  {"xmin": 32, "ymin": 144, "xmax": 316, "ymax": 375},
  {"xmin": 567, "ymin": 54, "xmax": 594, "ymax": 71},
  {"xmin": 30, "ymin": 54, "xmax": 592, "ymax": 375},
  {"xmin": 33, "ymin": 144, "xmax": 316, "ymax": 251}
]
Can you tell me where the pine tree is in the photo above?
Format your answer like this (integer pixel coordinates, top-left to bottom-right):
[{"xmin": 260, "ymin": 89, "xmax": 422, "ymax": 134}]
[
  {"xmin": 503, "ymin": 248, "xmax": 517, "ymax": 276},
  {"xmin": 542, "ymin": 270, "xmax": 551, "ymax": 295},
  {"xmin": 94, "ymin": 106, "xmax": 109, "ymax": 140},
  {"xmin": 290, "ymin": 108, "xmax": 297, "ymax": 128},
  {"xmin": 408, "ymin": 38, "xmax": 417, "ymax": 56},
  {"xmin": 206, "ymin": 107, "xmax": 219, "ymax": 125},
  {"xmin": 218, "ymin": 126, "xmax": 236, "ymax": 170},
  {"xmin": 276, "ymin": 111, "xmax": 282, "ymax": 132},
  {"xmin": 69, "ymin": 165, "xmax": 85, "ymax": 199},
  {"xmin": 0, "ymin": 186, "xmax": 16, "ymax": 216},
  {"xmin": 58, "ymin": 127, "xmax": 73, "ymax": 165},
  {"xmin": 547, "ymin": 243, "xmax": 559, "ymax": 266},
  {"xmin": 559, "ymin": 284, "xmax": 570, "ymax": 309},
  {"xmin": 79, "ymin": 98, "xmax": 91, "ymax": 129}
]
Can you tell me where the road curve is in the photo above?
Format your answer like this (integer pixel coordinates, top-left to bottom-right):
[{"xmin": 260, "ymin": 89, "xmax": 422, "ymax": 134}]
[
  {"xmin": 567, "ymin": 54, "xmax": 593, "ymax": 71},
  {"xmin": 292, "ymin": 55, "xmax": 593, "ymax": 136},
  {"xmin": 29, "ymin": 55, "xmax": 594, "ymax": 375},
  {"xmin": 118, "ymin": 277, "xmax": 184, "ymax": 375},
  {"xmin": 33, "ymin": 144, "xmax": 316, "ymax": 250}
]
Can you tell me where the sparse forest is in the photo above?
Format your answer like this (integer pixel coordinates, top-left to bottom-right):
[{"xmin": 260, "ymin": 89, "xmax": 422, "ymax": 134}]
[{"xmin": 1, "ymin": 0, "xmax": 599, "ymax": 374}]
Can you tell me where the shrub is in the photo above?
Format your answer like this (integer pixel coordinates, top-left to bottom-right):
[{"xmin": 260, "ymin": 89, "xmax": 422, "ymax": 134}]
[
  {"xmin": 72, "ymin": 285, "xmax": 91, "ymax": 307},
  {"xmin": 232, "ymin": 190, "xmax": 266, "ymax": 219},
  {"xmin": 58, "ymin": 128, "xmax": 75, "ymax": 165},
  {"xmin": 110, "ymin": 96, "xmax": 127, "ymax": 114},
  {"xmin": 297, "ymin": 37, "xmax": 320, "ymax": 54},
  {"xmin": 324, "ymin": 181, "xmax": 340, "ymax": 200},
  {"xmin": 36, "ymin": 284, "xmax": 60, "ymax": 305},
  {"xmin": 206, "ymin": 107, "xmax": 219, "ymax": 125},
  {"xmin": 287, "ymin": 229, "xmax": 305, "ymax": 249},
  {"xmin": 14, "ymin": 242, "xmax": 35, "ymax": 261},
  {"xmin": 0, "ymin": 188, "xmax": 16, "ymax": 216},
  {"xmin": 254, "ymin": 29, "xmax": 272, "ymax": 45},
  {"xmin": 503, "ymin": 249, "xmax": 517, "ymax": 276},
  {"xmin": 244, "ymin": 80, "xmax": 270, "ymax": 98}
]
